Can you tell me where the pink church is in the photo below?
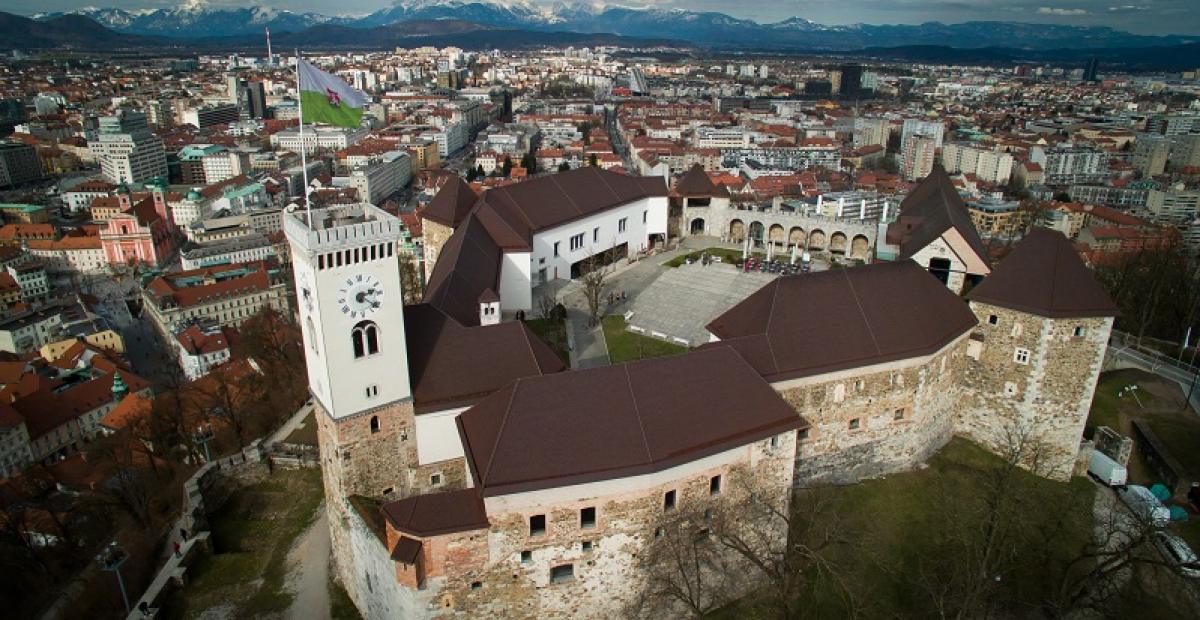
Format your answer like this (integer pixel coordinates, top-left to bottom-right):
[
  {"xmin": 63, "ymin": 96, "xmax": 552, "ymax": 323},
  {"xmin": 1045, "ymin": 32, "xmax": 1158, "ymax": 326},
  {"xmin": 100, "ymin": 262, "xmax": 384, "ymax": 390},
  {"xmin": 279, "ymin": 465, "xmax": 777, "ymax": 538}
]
[{"xmin": 99, "ymin": 187, "xmax": 175, "ymax": 268}]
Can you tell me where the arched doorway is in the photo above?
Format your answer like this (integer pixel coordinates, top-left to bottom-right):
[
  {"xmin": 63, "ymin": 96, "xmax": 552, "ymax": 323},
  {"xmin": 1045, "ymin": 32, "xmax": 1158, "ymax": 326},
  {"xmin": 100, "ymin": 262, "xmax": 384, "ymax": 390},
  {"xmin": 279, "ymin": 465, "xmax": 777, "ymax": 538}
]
[
  {"xmin": 749, "ymin": 221, "xmax": 765, "ymax": 247},
  {"xmin": 690, "ymin": 218, "xmax": 706, "ymax": 235},
  {"xmin": 851, "ymin": 235, "xmax": 871, "ymax": 260},
  {"xmin": 808, "ymin": 229, "xmax": 826, "ymax": 251},
  {"xmin": 768, "ymin": 224, "xmax": 785, "ymax": 247},
  {"xmin": 788, "ymin": 227, "xmax": 805, "ymax": 248},
  {"xmin": 830, "ymin": 232, "xmax": 848, "ymax": 254},
  {"xmin": 729, "ymin": 219, "xmax": 745, "ymax": 242}
]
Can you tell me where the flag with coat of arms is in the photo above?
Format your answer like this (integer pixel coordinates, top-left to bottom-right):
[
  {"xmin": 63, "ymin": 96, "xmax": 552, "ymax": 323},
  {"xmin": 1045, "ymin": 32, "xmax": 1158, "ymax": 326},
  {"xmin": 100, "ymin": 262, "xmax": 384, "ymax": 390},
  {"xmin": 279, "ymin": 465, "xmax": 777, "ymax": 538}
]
[{"xmin": 298, "ymin": 59, "xmax": 368, "ymax": 129}]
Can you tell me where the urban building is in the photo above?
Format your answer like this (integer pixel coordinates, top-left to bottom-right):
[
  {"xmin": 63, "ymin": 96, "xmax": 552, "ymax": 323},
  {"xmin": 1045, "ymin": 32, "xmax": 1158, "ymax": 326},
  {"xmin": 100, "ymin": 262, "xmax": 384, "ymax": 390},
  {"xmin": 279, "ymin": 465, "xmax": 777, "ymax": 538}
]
[{"xmin": 90, "ymin": 110, "xmax": 168, "ymax": 184}]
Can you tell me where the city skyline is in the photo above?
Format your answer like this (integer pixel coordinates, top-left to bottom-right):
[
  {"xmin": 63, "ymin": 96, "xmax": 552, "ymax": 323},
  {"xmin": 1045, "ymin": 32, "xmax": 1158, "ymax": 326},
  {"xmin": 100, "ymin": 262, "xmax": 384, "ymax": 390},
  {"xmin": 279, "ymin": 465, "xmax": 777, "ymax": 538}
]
[{"xmin": 8, "ymin": 0, "xmax": 1200, "ymax": 37}]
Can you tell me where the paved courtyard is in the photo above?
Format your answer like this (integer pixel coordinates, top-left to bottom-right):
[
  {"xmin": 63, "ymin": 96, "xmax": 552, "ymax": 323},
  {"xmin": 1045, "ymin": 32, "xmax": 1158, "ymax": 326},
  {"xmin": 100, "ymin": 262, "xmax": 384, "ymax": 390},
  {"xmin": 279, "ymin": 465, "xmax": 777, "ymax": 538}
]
[{"xmin": 624, "ymin": 262, "xmax": 776, "ymax": 346}]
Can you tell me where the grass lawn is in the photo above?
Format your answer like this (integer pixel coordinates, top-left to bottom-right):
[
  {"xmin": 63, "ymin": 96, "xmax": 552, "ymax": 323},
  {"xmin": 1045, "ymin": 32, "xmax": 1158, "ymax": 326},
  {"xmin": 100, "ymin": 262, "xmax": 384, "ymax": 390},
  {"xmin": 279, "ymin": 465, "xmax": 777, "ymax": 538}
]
[
  {"xmin": 283, "ymin": 411, "xmax": 319, "ymax": 446},
  {"xmin": 665, "ymin": 248, "xmax": 763, "ymax": 268},
  {"xmin": 524, "ymin": 317, "xmax": 570, "ymax": 364},
  {"xmin": 711, "ymin": 439, "xmax": 1096, "ymax": 619},
  {"xmin": 161, "ymin": 468, "xmax": 324, "ymax": 619},
  {"xmin": 601, "ymin": 315, "xmax": 687, "ymax": 364}
]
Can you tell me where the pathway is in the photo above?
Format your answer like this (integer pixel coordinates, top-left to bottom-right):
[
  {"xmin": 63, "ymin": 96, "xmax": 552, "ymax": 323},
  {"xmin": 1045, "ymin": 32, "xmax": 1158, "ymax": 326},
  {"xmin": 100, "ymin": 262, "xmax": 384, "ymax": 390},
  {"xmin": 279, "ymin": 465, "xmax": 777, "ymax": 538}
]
[
  {"xmin": 266, "ymin": 401, "xmax": 316, "ymax": 448},
  {"xmin": 283, "ymin": 503, "xmax": 332, "ymax": 620}
]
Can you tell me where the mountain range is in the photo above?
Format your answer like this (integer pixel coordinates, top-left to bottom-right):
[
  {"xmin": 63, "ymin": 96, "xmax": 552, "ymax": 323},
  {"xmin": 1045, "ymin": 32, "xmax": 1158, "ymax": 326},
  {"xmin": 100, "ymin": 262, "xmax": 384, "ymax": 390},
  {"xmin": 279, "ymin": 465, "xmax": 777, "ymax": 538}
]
[{"xmin": 31, "ymin": 1, "xmax": 1200, "ymax": 51}]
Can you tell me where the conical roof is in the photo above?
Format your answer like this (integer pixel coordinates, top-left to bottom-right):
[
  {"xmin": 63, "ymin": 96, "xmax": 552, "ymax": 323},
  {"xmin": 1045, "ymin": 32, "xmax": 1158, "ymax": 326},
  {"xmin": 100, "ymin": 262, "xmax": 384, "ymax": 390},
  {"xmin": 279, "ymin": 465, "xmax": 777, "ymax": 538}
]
[
  {"xmin": 674, "ymin": 164, "xmax": 729, "ymax": 198},
  {"xmin": 968, "ymin": 227, "xmax": 1118, "ymax": 318}
]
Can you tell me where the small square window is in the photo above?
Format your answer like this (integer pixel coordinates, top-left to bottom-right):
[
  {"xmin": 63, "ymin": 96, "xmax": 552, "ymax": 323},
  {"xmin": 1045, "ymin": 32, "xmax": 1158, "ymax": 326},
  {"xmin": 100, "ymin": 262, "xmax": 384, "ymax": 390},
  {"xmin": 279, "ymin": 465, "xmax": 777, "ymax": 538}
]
[
  {"xmin": 769, "ymin": 435, "xmax": 780, "ymax": 449},
  {"xmin": 709, "ymin": 475, "xmax": 722, "ymax": 495},
  {"xmin": 893, "ymin": 408, "xmax": 905, "ymax": 421},
  {"xmin": 854, "ymin": 379, "xmax": 865, "ymax": 392},
  {"xmin": 1014, "ymin": 348, "xmax": 1030, "ymax": 364},
  {"xmin": 848, "ymin": 418, "xmax": 861, "ymax": 430},
  {"xmin": 550, "ymin": 564, "xmax": 575, "ymax": 584},
  {"xmin": 663, "ymin": 489, "xmax": 676, "ymax": 511},
  {"xmin": 520, "ymin": 550, "xmax": 532, "ymax": 564},
  {"xmin": 470, "ymin": 581, "xmax": 482, "ymax": 590},
  {"xmin": 581, "ymin": 541, "xmax": 593, "ymax": 552},
  {"xmin": 654, "ymin": 526, "xmax": 665, "ymax": 538},
  {"xmin": 987, "ymin": 314, "xmax": 998, "ymax": 325},
  {"xmin": 530, "ymin": 514, "xmax": 546, "ymax": 536},
  {"xmin": 798, "ymin": 428, "xmax": 810, "ymax": 440},
  {"xmin": 580, "ymin": 507, "xmax": 596, "ymax": 529},
  {"xmin": 1073, "ymin": 326, "xmax": 1086, "ymax": 337},
  {"xmin": 430, "ymin": 473, "xmax": 442, "ymax": 486}
]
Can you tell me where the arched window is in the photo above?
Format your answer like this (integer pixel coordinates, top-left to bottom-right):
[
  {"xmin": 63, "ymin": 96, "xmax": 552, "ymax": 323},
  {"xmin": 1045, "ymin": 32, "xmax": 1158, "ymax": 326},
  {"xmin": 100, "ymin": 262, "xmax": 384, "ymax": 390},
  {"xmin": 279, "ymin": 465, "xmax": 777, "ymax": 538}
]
[
  {"xmin": 370, "ymin": 416, "xmax": 380, "ymax": 434},
  {"xmin": 351, "ymin": 321, "xmax": 380, "ymax": 359}
]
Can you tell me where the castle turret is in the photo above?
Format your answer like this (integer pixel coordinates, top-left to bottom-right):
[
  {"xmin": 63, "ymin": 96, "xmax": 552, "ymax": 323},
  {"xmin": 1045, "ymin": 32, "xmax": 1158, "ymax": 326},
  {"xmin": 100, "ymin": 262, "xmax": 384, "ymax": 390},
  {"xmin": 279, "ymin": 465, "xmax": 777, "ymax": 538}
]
[{"xmin": 957, "ymin": 228, "xmax": 1118, "ymax": 480}]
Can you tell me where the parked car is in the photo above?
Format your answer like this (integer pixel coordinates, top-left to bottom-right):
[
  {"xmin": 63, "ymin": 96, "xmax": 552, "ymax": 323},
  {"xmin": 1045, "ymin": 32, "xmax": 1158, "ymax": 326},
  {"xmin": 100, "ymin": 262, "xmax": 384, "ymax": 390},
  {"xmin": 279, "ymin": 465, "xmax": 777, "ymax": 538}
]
[
  {"xmin": 1088, "ymin": 450, "xmax": 1128, "ymax": 486},
  {"xmin": 1117, "ymin": 484, "xmax": 1171, "ymax": 527},
  {"xmin": 1151, "ymin": 531, "xmax": 1200, "ymax": 578}
]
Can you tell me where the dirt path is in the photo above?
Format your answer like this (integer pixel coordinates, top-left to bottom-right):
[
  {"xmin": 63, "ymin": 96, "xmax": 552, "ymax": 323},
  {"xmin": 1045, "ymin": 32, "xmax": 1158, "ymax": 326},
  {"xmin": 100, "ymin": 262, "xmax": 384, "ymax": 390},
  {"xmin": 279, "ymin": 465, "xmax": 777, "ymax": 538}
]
[{"xmin": 284, "ymin": 502, "xmax": 332, "ymax": 620}]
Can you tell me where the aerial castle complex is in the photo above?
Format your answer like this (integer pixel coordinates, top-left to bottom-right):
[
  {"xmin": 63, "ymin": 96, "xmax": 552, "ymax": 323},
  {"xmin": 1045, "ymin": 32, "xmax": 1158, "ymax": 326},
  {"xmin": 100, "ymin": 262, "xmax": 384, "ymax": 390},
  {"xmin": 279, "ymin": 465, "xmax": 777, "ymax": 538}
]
[{"xmin": 284, "ymin": 166, "xmax": 1116, "ymax": 619}]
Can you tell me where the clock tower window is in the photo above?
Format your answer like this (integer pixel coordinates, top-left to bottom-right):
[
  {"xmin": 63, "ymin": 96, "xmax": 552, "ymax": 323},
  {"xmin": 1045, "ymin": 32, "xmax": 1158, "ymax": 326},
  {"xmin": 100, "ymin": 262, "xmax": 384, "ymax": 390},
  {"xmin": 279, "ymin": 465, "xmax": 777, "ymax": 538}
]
[{"xmin": 352, "ymin": 321, "xmax": 380, "ymax": 359}]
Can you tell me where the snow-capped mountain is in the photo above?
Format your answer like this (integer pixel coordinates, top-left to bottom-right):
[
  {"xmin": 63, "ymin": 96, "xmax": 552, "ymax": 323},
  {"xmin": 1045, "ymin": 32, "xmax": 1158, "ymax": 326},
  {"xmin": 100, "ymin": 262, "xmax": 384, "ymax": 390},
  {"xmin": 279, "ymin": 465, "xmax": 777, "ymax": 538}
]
[
  {"xmin": 35, "ymin": 3, "xmax": 340, "ymax": 38},
  {"xmin": 28, "ymin": 1, "xmax": 1200, "ymax": 49}
]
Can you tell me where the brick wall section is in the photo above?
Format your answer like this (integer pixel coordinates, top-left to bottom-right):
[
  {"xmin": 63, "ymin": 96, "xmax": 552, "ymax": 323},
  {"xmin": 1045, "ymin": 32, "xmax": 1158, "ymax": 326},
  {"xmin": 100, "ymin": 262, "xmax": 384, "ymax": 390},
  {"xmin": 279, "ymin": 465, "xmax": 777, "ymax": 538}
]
[
  {"xmin": 315, "ymin": 399, "xmax": 468, "ymax": 502},
  {"xmin": 957, "ymin": 301, "xmax": 1113, "ymax": 480},
  {"xmin": 422, "ymin": 219, "xmax": 453, "ymax": 282},
  {"xmin": 776, "ymin": 338, "xmax": 966, "ymax": 485}
]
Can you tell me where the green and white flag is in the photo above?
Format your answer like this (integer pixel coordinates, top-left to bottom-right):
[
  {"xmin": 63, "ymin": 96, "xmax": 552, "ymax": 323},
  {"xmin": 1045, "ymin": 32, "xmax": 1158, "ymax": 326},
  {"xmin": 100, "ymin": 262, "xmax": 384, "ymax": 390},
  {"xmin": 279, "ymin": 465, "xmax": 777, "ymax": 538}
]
[{"xmin": 298, "ymin": 59, "xmax": 367, "ymax": 129}]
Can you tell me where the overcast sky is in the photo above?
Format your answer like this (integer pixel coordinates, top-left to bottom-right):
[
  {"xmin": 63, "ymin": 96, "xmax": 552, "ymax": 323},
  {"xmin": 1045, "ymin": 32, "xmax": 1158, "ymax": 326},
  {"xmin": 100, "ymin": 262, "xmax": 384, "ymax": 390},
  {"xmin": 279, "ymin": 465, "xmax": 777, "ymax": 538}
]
[{"xmin": 10, "ymin": 1, "xmax": 1200, "ymax": 36}]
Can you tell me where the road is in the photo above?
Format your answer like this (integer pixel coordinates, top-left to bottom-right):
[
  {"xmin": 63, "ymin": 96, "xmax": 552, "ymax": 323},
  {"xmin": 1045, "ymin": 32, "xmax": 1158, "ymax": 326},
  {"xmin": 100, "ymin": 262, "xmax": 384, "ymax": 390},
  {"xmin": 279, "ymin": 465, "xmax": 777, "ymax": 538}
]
[{"xmin": 284, "ymin": 502, "xmax": 332, "ymax": 620}]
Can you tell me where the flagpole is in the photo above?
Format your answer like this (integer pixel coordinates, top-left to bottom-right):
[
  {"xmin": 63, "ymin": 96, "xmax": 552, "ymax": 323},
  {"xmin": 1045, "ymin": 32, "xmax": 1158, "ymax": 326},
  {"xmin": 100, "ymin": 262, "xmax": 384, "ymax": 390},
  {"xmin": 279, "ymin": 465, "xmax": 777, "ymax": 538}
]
[{"xmin": 294, "ymin": 49, "xmax": 312, "ymax": 227}]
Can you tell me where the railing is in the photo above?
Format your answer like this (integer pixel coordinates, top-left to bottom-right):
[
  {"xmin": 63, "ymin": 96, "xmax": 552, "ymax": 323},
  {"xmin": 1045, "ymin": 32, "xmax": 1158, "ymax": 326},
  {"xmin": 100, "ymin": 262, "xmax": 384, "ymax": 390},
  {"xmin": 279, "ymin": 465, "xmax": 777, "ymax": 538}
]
[{"xmin": 1109, "ymin": 330, "xmax": 1200, "ymax": 376}]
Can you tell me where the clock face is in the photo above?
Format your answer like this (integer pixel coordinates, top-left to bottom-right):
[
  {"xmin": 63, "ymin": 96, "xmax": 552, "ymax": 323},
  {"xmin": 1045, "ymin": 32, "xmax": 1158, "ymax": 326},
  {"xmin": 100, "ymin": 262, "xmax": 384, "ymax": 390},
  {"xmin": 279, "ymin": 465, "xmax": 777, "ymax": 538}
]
[{"xmin": 337, "ymin": 274, "xmax": 384, "ymax": 319}]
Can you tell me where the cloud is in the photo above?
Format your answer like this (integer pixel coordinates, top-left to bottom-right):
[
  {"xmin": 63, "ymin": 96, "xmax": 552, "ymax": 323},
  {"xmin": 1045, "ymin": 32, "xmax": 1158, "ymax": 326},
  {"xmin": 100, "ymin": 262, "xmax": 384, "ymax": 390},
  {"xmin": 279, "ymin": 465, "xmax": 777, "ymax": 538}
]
[
  {"xmin": 1037, "ymin": 7, "xmax": 1089, "ymax": 15},
  {"xmin": 1107, "ymin": 4, "xmax": 1149, "ymax": 12}
]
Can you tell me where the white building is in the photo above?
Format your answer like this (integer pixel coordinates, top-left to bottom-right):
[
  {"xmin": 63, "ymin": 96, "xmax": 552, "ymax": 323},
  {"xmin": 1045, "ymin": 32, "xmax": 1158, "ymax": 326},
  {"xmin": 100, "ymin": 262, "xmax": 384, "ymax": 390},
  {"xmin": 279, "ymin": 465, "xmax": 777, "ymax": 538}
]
[
  {"xmin": 271, "ymin": 127, "xmax": 368, "ymax": 154},
  {"xmin": 1031, "ymin": 147, "xmax": 1109, "ymax": 185},
  {"xmin": 90, "ymin": 111, "xmax": 168, "ymax": 184},
  {"xmin": 941, "ymin": 143, "xmax": 1015, "ymax": 185},
  {"xmin": 339, "ymin": 151, "xmax": 412, "ymax": 204},
  {"xmin": 174, "ymin": 324, "xmax": 233, "ymax": 380},
  {"xmin": 901, "ymin": 119, "xmax": 945, "ymax": 148}
]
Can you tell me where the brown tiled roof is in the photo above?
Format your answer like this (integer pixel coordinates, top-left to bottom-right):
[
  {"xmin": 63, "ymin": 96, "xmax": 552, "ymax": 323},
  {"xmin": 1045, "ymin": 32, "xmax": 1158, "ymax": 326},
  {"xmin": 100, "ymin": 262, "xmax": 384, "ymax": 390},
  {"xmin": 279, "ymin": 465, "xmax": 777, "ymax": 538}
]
[
  {"xmin": 967, "ymin": 228, "xmax": 1119, "ymax": 318},
  {"xmin": 705, "ymin": 261, "xmax": 977, "ymax": 382},
  {"xmin": 421, "ymin": 175, "xmax": 478, "ymax": 228},
  {"xmin": 381, "ymin": 488, "xmax": 489, "ymax": 537},
  {"xmin": 890, "ymin": 166, "xmax": 989, "ymax": 263},
  {"xmin": 674, "ymin": 163, "xmax": 729, "ymax": 198},
  {"xmin": 422, "ymin": 214, "xmax": 503, "ymax": 327},
  {"xmin": 391, "ymin": 536, "xmax": 422, "ymax": 564},
  {"xmin": 456, "ymin": 346, "xmax": 805, "ymax": 496},
  {"xmin": 145, "ymin": 261, "xmax": 275, "ymax": 309},
  {"xmin": 404, "ymin": 304, "xmax": 564, "ymax": 413},
  {"xmin": 13, "ymin": 369, "xmax": 149, "ymax": 440}
]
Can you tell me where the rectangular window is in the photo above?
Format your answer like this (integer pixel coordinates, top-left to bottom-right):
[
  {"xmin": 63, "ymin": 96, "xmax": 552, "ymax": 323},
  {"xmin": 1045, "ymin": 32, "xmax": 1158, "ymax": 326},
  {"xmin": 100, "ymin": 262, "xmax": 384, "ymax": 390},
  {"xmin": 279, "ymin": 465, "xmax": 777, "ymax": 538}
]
[
  {"xmin": 581, "ymin": 541, "xmax": 593, "ymax": 552},
  {"xmin": 553, "ymin": 241, "xmax": 560, "ymax": 257},
  {"xmin": 520, "ymin": 550, "xmax": 532, "ymax": 564},
  {"xmin": 593, "ymin": 227, "xmax": 599, "ymax": 243},
  {"xmin": 798, "ymin": 428, "xmax": 810, "ymax": 440},
  {"xmin": 663, "ymin": 489, "xmax": 676, "ymax": 511},
  {"xmin": 1014, "ymin": 348, "xmax": 1030, "ymax": 364},
  {"xmin": 580, "ymin": 507, "xmax": 596, "ymax": 529},
  {"xmin": 642, "ymin": 210, "xmax": 647, "ymax": 223},
  {"xmin": 848, "ymin": 418, "xmax": 861, "ymax": 430},
  {"xmin": 988, "ymin": 314, "xmax": 998, "ymax": 325},
  {"xmin": 549, "ymin": 564, "xmax": 574, "ymax": 584},
  {"xmin": 894, "ymin": 408, "xmax": 906, "ymax": 421},
  {"xmin": 709, "ymin": 475, "xmax": 722, "ymax": 495},
  {"xmin": 1073, "ymin": 326, "xmax": 1086, "ymax": 337},
  {"xmin": 430, "ymin": 473, "xmax": 442, "ymax": 486},
  {"xmin": 618, "ymin": 217, "xmax": 627, "ymax": 233},
  {"xmin": 570, "ymin": 233, "xmax": 585, "ymax": 251},
  {"xmin": 318, "ymin": 255, "xmax": 325, "ymax": 269},
  {"xmin": 770, "ymin": 434, "xmax": 780, "ymax": 449},
  {"xmin": 529, "ymin": 514, "xmax": 546, "ymax": 536}
]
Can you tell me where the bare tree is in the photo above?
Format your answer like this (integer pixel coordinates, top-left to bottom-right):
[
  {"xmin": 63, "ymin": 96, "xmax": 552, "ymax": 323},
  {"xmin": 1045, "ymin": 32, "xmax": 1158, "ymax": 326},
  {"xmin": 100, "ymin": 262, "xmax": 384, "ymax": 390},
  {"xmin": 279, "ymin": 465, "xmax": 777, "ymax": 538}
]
[{"xmin": 579, "ymin": 253, "xmax": 609, "ymax": 327}]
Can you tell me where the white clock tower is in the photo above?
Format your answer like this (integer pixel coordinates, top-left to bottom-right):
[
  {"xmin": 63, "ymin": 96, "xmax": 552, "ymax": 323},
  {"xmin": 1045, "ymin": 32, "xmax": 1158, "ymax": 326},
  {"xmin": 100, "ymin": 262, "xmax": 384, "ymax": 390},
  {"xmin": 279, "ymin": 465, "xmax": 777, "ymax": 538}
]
[{"xmin": 284, "ymin": 203, "xmax": 412, "ymax": 419}]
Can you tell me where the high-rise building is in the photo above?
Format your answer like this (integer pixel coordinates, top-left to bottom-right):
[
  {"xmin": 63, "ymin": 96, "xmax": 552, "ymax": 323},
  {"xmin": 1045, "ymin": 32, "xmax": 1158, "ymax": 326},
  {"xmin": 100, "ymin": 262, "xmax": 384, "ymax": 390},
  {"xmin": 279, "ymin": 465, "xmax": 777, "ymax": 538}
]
[
  {"xmin": 90, "ymin": 110, "xmax": 168, "ymax": 185},
  {"xmin": 1083, "ymin": 57, "xmax": 1099, "ymax": 82},
  {"xmin": 0, "ymin": 141, "xmax": 44, "ymax": 188},
  {"xmin": 901, "ymin": 134, "xmax": 938, "ymax": 181},
  {"xmin": 182, "ymin": 104, "xmax": 240, "ymax": 130},
  {"xmin": 837, "ymin": 63, "xmax": 864, "ymax": 97},
  {"xmin": 246, "ymin": 81, "xmax": 268, "ymax": 119}
]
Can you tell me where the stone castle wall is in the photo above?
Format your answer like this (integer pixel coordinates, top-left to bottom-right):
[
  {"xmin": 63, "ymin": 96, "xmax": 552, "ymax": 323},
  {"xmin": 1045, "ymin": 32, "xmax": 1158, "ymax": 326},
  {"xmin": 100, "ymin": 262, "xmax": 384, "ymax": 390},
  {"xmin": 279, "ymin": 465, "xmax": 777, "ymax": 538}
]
[
  {"xmin": 777, "ymin": 338, "xmax": 967, "ymax": 485},
  {"xmin": 956, "ymin": 302, "xmax": 1113, "ymax": 480},
  {"xmin": 422, "ymin": 219, "xmax": 453, "ymax": 282}
]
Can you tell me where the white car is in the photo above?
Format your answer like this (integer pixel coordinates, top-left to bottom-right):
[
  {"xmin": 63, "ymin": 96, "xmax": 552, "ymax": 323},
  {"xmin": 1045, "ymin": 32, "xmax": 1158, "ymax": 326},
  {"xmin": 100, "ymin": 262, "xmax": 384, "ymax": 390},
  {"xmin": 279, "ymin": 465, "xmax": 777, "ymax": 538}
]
[
  {"xmin": 1116, "ymin": 484, "xmax": 1171, "ymax": 528},
  {"xmin": 1151, "ymin": 531, "xmax": 1200, "ymax": 578}
]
